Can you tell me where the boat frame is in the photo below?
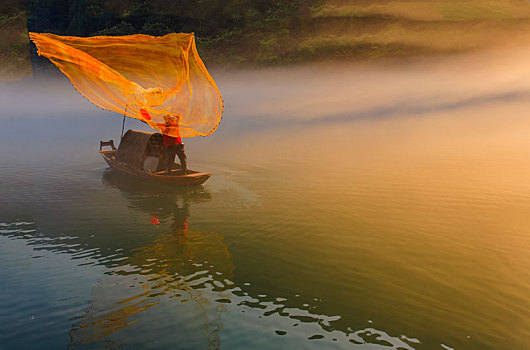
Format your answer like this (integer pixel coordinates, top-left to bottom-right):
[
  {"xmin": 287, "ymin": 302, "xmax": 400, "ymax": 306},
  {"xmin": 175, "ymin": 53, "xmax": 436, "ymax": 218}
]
[{"xmin": 99, "ymin": 131, "xmax": 210, "ymax": 186}]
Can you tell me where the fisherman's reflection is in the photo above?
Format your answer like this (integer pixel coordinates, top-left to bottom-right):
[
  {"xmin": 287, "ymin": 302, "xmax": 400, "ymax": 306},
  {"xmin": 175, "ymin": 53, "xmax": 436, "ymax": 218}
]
[
  {"xmin": 103, "ymin": 169, "xmax": 209, "ymax": 230},
  {"xmin": 150, "ymin": 190, "xmax": 190, "ymax": 234},
  {"xmin": 68, "ymin": 171, "xmax": 231, "ymax": 349}
]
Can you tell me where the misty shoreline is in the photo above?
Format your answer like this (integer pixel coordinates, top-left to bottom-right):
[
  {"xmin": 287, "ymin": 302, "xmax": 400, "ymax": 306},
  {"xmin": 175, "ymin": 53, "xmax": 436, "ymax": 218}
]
[{"xmin": 4, "ymin": 45, "xmax": 530, "ymax": 133}]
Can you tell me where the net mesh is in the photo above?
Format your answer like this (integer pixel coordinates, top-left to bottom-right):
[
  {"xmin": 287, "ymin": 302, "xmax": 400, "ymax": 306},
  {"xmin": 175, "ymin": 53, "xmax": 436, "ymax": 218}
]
[{"xmin": 29, "ymin": 32, "xmax": 223, "ymax": 138}]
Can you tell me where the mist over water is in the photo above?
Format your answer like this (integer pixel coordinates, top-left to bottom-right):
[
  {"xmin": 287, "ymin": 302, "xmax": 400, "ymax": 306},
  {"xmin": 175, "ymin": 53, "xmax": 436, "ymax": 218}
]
[{"xmin": 1, "ymin": 48, "xmax": 530, "ymax": 349}]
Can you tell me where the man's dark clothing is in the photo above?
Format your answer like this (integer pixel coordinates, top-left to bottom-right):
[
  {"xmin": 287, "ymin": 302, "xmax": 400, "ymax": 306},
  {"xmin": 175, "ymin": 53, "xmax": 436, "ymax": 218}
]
[{"xmin": 167, "ymin": 143, "xmax": 187, "ymax": 173}]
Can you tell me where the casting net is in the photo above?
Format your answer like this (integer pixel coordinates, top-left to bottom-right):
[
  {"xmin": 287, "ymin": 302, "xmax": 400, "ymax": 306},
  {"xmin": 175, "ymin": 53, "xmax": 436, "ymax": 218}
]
[{"xmin": 29, "ymin": 32, "xmax": 223, "ymax": 138}]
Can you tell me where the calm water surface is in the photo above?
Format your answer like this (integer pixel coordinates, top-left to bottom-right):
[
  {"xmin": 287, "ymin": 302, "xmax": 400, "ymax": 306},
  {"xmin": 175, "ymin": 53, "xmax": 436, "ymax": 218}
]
[{"xmin": 1, "ymin": 56, "xmax": 530, "ymax": 349}]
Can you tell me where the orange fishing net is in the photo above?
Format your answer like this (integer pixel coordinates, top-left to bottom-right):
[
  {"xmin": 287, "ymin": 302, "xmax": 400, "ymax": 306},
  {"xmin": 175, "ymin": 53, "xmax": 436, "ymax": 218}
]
[{"xmin": 29, "ymin": 32, "xmax": 223, "ymax": 138}]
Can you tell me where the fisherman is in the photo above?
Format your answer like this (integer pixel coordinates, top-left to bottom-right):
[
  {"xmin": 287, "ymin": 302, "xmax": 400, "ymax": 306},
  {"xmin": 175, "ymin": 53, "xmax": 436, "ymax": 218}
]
[{"xmin": 160, "ymin": 114, "xmax": 187, "ymax": 174}]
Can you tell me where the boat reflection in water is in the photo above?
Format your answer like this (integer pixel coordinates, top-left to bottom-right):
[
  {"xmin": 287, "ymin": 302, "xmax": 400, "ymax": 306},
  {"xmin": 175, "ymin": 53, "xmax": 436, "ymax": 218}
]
[{"xmin": 68, "ymin": 171, "xmax": 233, "ymax": 349}]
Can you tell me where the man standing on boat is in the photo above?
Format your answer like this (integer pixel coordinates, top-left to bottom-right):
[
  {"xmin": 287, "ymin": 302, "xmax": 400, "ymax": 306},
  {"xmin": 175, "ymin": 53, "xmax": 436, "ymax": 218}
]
[
  {"xmin": 160, "ymin": 114, "xmax": 187, "ymax": 174},
  {"xmin": 139, "ymin": 108, "xmax": 188, "ymax": 174}
]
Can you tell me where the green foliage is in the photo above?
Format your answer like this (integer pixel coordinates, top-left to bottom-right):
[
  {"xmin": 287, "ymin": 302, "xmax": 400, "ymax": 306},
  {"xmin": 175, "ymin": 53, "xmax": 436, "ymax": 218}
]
[
  {"xmin": 0, "ymin": 0, "xmax": 30, "ymax": 14},
  {"xmin": 140, "ymin": 16, "xmax": 172, "ymax": 36},
  {"xmin": 0, "ymin": 10, "xmax": 26, "ymax": 29},
  {"xmin": 130, "ymin": 0, "xmax": 153, "ymax": 18},
  {"xmin": 25, "ymin": 0, "xmax": 316, "ymax": 65},
  {"xmin": 1, "ymin": 0, "xmax": 32, "ymax": 80},
  {"xmin": 40, "ymin": 0, "xmax": 304, "ymax": 66},
  {"xmin": 256, "ymin": 28, "xmax": 299, "ymax": 64},
  {"xmin": 95, "ymin": 20, "xmax": 134, "ymax": 36},
  {"xmin": 67, "ymin": 0, "xmax": 91, "ymax": 36},
  {"xmin": 24, "ymin": 0, "xmax": 524, "ymax": 68}
]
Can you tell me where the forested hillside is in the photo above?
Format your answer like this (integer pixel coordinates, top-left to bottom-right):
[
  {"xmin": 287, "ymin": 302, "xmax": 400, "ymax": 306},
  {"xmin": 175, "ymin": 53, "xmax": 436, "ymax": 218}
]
[
  {"xmin": 3, "ymin": 0, "xmax": 530, "ymax": 80},
  {"xmin": 1, "ymin": 0, "xmax": 32, "ymax": 81},
  {"xmin": 27, "ymin": 0, "xmax": 315, "ymax": 68}
]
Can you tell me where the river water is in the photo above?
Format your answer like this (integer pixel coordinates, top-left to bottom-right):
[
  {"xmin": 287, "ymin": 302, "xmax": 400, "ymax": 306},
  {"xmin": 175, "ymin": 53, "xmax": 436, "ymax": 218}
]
[{"xmin": 1, "ymin": 52, "xmax": 529, "ymax": 349}]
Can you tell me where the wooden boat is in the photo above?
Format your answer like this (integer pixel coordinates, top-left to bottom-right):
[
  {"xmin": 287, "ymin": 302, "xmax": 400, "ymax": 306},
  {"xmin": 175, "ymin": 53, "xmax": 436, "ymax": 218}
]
[{"xmin": 100, "ymin": 130, "xmax": 210, "ymax": 186}]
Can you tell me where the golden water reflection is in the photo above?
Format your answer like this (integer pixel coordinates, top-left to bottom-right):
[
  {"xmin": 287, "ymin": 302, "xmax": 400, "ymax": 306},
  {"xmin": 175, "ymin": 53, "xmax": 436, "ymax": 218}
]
[
  {"xmin": 193, "ymin": 98, "xmax": 530, "ymax": 348},
  {"xmin": 69, "ymin": 172, "xmax": 232, "ymax": 349}
]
